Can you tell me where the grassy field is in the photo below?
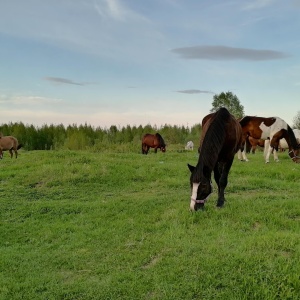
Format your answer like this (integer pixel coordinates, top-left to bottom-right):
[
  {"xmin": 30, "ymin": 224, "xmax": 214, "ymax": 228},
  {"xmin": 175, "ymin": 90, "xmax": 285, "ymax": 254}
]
[{"xmin": 1, "ymin": 147, "xmax": 300, "ymax": 299}]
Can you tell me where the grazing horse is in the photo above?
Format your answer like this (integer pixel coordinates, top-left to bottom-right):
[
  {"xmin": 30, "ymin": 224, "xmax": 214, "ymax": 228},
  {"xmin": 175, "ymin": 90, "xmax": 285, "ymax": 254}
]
[
  {"xmin": 239, "ymin": 116, "xmax": 300, "ymax": 163},
  {"xmin": 185, "ymin": 141, "xmax": 194, "ymax": 150},
  {"xmin": 0, "ymin": 136, "xmax": 23, "ymax": 159},
  {"xmin": 142, "ymin": 133, "xmax": 166, "ymax": 155},
  {"xmin": 246, "ymin": 136, "xmax": 265, "ymax": 154},
  {"xmin": 188, "ymin": 107, "xmax": 243, "ymax": 211},
  {"xmin": 279, "ymin": 129, "xmax": 300, "ymax": 151}
]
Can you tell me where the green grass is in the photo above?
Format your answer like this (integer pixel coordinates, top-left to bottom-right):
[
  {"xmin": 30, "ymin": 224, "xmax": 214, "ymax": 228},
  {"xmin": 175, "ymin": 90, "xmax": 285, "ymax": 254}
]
[{"xmin": 1, "ymin": 148, "xmax": 300, "ymax": 299}]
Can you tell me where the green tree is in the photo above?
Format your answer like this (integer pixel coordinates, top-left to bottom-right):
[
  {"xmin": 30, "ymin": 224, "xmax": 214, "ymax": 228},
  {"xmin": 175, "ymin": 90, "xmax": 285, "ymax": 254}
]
[
  {"xmin": 210, "ymin": 91, "xmax": 244, "ymax": 119},
  {"xmin": 292, "ymin": 111, "xmax": 300, "ymax": 129}
]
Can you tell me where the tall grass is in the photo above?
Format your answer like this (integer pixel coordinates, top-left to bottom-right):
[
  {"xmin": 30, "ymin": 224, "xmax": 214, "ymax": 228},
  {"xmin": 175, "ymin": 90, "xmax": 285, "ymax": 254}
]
[{"xmin": 0, "ymin": 148, "xmax": 300, "ymax": 299}]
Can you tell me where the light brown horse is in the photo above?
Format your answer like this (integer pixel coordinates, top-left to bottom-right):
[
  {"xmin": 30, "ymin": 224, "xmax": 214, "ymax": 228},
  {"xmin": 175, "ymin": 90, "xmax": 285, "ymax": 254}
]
[
  {"xmin": 0, "ymin": 136, "xmax": 23, "ymax": 159},
  {"xmin": 246, "ymin": 136, "xmax": 265, "ymax": 154}
]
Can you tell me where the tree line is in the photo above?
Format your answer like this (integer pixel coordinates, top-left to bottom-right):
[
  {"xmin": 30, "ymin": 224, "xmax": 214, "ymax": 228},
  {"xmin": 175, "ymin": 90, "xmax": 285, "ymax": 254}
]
[
  {"xmin": 2, "ymin": 92, "xmax": 298, "ymax": 152},
  {"xmin": 0, "ymin": 122, "xmax": 202, "ymax": 151}
]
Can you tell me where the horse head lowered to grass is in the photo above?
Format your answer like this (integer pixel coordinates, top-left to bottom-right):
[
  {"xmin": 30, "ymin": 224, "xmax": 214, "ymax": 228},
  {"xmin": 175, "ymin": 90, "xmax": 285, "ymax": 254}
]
[
  {"xmin": 0, "ymin": 136, "xmax": 22, "ymax": 159},
  {"xmin": 188, "ymin": 107, "xmax": 243, "ymax": 211},
  {"xmin": 239, "ymin": 116, "xmax": 300, "ymax": 163},
  {"xmin": 141, "ymin": 133, "xmax": 166, "ymax": 155}
]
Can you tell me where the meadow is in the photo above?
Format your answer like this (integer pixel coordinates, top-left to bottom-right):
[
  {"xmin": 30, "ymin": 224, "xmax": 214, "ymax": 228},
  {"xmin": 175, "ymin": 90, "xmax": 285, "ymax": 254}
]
[{"xmin": 1, "ymin": 146, "xmax": 300, "ymax": 299}]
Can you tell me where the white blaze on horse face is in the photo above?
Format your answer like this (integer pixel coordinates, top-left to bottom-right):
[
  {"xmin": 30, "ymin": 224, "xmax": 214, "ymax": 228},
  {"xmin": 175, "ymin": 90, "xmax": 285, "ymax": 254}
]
[{"xmin": 190, "ymin": 182, "xmax": 199, "ymax": 210}]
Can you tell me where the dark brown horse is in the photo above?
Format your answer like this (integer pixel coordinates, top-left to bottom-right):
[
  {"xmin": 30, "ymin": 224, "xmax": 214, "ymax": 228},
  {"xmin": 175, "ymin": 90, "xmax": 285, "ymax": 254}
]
[
  {"xmin": 239, "ymin": 116, "xmax": 300, "ymax": 163},
  {"xmin": 142, "ymin": 133, "xmax": 166, "ymax": 155},
  {"xmin": 188, "ymin": 107, "xmax": 243, "ymax": 210},
  {"xmin": 0, "ymin": 136, "xmax": 23, "ymax": 159}
]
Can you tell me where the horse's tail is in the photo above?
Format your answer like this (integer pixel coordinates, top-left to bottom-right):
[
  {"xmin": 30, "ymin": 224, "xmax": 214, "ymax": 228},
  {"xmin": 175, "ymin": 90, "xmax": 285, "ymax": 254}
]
[
  {"xmin": 245, "ymin": 137, "xmax": 251, "ymax": 153},
  {"xmin": 17, "ymin": 144, "xmax": 23, "ymax": 150}
]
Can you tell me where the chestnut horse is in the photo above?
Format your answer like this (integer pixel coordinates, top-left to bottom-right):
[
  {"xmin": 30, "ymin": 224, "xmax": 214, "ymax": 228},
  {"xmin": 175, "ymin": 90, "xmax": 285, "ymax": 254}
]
[
  {"xmin": 239, "ymin": 116, "xmax": 300, "ymax": 163},
  {"xmin": 141, "ymin": 133, "xmax": 166, "ymax": 155},
  {"xmin": 0, "ymin": 136, "xmax": 23, "ymax": 159},
  {"xmin": 188, "ymin": 107, "xmax": 243, "ymax": 210},
  {"xmin": 246, "ymin": 136, "xmax": 265, "ymax": 154}
]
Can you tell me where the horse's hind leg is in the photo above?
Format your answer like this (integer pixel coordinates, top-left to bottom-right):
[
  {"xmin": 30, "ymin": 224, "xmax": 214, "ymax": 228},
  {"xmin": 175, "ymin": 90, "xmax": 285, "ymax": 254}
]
[{"xmin": 9, "ymin": 149, "xmax": 13, "ymax": 159}]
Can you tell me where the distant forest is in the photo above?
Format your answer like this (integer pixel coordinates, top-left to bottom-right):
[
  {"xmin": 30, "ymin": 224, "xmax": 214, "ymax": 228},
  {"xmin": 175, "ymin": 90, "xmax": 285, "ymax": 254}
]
[{"xmin": 0, "ymin": 122, "xmax": 202, "ymax": 151}]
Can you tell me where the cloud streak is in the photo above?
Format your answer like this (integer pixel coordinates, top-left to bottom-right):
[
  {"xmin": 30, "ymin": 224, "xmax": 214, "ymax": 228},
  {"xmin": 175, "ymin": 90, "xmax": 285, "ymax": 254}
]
[
  {"xmin": 44, "ymin": 77, "xmax": 85, "ymax": 86},
  {"xmin": 176, "ymin": 89, "xmax": 215, "ymax": 94},
  {"xmin": 171, "ymin": 45, "xmax": 290, "ymax": 61},
  {"xmin": 0, "ymin": 95, "xmax": 62, "ymax": 105}
]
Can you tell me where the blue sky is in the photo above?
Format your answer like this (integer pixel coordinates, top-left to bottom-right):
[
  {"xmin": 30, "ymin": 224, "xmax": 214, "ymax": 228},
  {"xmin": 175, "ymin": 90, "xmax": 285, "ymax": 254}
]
[{"xmin": 1, "ymin": 0, "xmax": 300, "ymax": 128}]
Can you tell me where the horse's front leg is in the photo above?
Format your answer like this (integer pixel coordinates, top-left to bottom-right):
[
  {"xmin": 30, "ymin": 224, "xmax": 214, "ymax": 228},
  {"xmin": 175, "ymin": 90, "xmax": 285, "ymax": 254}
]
[
  {"xmin": 9, "ymin": 149, "xmax": 13, "ymax": 159},
  {"xmin": 264, "ymin": 139, "xmax": 273, "ymax": 163},
  {"xmin": 216, "ymin": 158, "xmax": 234, "ymax": 207},
  {"xmin": 154, "ymin": 147, "xmax": 158, "ymax": 153}
]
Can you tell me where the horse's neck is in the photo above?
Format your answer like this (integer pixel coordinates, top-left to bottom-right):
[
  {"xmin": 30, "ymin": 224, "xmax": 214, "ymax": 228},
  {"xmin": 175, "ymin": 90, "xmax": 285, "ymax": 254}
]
[{"xmin": 282, "ymin": 129, "xmax": 298, "ymax": 150}]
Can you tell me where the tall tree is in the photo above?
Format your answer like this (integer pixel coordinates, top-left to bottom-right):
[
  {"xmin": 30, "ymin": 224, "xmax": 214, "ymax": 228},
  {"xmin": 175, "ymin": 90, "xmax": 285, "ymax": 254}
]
[
  {"xmin": 293, "ymin": 111, "xmax": 300, "ymax": 129},
  {"xmin": 210, "ymin": 91, "xmax": 244, "ymax": 119}
]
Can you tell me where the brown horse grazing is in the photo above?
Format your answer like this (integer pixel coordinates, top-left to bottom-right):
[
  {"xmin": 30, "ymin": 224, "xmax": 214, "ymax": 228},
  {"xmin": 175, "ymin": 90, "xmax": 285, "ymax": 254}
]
[
  {"xmin": 188, "ymin": 107, "xmax": 243, "ymax": 210},
  {"xmin": 246, "ymin": 136, "xmax": 265, "ymax": 154},
  {"xmin": 0, "ymin": 136, "xmax": 23, "ymax": 159},
  {"xmin": 141, "ymin": 133, "xmax": 166, "ymax": 155},
  {"xmin": 239, "ymin": 116, "xmax": 300, "ymax": 163}
]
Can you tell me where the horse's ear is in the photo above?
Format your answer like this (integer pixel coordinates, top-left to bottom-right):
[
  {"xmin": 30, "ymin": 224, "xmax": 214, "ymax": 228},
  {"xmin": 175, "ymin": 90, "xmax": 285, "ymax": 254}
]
[{"xmin": 187, "ymin": 164, "xmax": 195, "ymax": 173}]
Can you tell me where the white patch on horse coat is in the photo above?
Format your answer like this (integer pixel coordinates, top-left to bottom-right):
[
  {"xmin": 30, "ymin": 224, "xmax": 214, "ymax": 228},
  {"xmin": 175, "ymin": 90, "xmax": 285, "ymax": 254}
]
[
  {"xmin": 190, "ymin": 182, "xmax": 199, "ymax": 210},
  {"xmin": 259, "ymin": 117, "xmax": 287, "ymax": 140}
]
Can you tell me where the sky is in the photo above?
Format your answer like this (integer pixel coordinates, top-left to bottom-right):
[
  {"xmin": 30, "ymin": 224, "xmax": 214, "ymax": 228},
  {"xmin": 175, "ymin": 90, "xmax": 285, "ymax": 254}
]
[{"xmin": 1, "ymin": 0, "xmax": 300, "ymax": 128}]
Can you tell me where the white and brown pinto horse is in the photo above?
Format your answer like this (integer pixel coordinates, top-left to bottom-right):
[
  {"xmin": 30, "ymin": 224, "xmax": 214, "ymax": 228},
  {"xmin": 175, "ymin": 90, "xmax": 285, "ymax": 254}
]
[
  {"xmin": 188, "ymin": 108, "xmax": 243, "ymax": 210},
  {"xmin": 239, "ymin": 116, "xmax": 300, "ymax": 163},
  {"xmin": 0, "ymin": 136, "xmax": 22, "ymax": 159}
]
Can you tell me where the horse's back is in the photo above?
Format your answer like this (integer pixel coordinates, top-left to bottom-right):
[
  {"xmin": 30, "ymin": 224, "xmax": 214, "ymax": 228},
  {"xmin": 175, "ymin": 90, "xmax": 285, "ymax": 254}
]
[
  {"xmin": 142, "ymin": 133, "xmax": 156, "ymax": 146},
  {"xmin": 0, "ymin": 136, "xmax": 18, "ymax": 147},
  {"xmin": 201, "ymin": 108, "xmax": 242, "ymax": 156}
]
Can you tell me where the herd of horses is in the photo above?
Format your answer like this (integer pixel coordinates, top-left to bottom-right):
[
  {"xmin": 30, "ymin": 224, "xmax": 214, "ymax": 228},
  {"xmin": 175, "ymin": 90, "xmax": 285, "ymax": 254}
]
[
  {"xmin": 1, "ymin": 109, "xmax": 300, "ymax": 212},
  {"xmin": 188, "ymin": 109, "xmax": 300, "ymax": 211},
  {"xmin": 141, "ymin": 109, "xmax": 300, "ymax": 211}
]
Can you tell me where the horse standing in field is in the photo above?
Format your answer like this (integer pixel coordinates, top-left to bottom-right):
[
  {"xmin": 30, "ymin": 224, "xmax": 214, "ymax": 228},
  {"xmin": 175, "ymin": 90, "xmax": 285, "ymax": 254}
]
[
  {"xmin": 188, "ymin": 107, "xmax": 243, "ymax": 211},
  {"xmin": 239, "ymin": 116, "xmax": 300, "ymax": 163},
  {"xmin": 185, "ymin": 141, "xmax": 194, "ymax": 151},
  {"xmin": 0, "ymin": 136, "xmax": 23, "ymax": 159},
  {"xmin": 141, "ymin": 133, "xmax": 166, "ymax": 155},
  {"xmin": 246, "ymin": 136, "xmax": 265, "ymax": 154}
]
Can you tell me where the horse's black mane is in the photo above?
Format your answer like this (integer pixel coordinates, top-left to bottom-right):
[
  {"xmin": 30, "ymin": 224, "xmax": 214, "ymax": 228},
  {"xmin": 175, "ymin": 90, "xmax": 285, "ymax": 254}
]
[
  {"xmin": 287, "ymin": 125, "xmax": 299, "ymax": 149},
  {"xmin": 193, "ymin": 108, "xmax": 231, "ymax": 181},
  {"xmin": 155, "ymin": 133, "xmax": 166, "ymax": 147}
]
